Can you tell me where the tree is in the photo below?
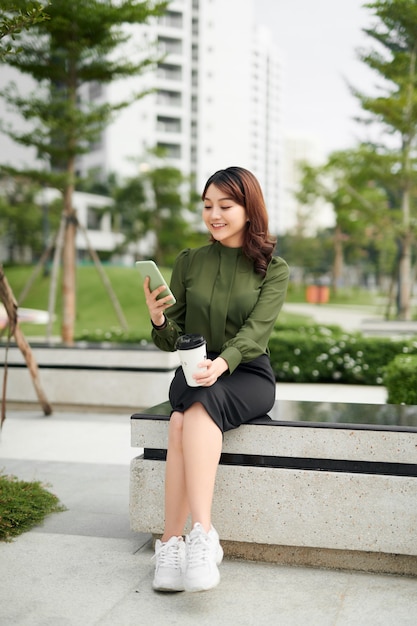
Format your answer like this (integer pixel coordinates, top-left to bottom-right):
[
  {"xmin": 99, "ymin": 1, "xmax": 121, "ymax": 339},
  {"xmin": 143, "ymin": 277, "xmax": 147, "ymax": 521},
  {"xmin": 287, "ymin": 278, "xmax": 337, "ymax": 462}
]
[
  {"xmin": 296, "ymin": 145, "xmax": 391, "ymax": 292},
  {"xmin": 141, "ymin": 163, "xmax": 199, "ymax": 266},
  {"xmin": 111, "ymin": 148, "xmax": 201, "ymax": 266},
  {"xmin": 351, "ymin": 0, "xmax": 417, "ymax": 319},
  {"xmin": 0, "ymin": 0, "xmax": 168, "ymax": 343}
]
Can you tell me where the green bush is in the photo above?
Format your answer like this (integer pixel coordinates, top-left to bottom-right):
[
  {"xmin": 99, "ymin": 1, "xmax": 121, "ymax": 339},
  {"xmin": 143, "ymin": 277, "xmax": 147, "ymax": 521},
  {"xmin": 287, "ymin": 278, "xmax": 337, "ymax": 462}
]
[
  {"xmin": 269, "ymin": 324, "xmax": 417, "ymax": 386},
  {"xmin": 0, "ymin": 474, "xmax": 66, "ymax": 541},
  {"xmin": 384, "ymin": 355, "xmax": 417, "ymax": 405}
]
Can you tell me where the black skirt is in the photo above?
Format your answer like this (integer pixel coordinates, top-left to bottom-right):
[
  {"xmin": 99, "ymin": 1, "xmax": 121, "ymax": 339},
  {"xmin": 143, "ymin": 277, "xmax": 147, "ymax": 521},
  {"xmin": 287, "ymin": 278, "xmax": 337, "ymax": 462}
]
[{"xmin": 169, "ymin": 353, "xmax": 276, "ymax": 433}]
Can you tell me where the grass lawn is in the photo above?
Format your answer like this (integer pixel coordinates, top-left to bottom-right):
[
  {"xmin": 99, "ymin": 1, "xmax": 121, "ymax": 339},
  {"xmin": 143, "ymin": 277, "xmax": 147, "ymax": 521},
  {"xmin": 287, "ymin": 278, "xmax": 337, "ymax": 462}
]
[
  {"xmin": 3, "ymin": 264, "xmax": 379, "ymax": 340},
  {"xmin": 4, "ymin": 264, "xmax": 156, "ymax": 339}
]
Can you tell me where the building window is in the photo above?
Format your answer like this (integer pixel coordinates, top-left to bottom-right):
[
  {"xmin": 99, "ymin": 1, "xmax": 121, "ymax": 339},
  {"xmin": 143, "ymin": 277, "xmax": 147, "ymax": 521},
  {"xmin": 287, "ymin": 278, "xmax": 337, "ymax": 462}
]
[
  {"xmin": 157, "ymin": 63, "xmax": 182, "ymax": 81},
  {"xmin": 157, "ymin": 116, "xmax": 182, "ymax": 133},
  {"xmin": 157, "ymin": 143, "xmax": 181, "ymax": 159},
  {"xmin": 157, "ymin": 90, "xmax": 182, "ymax": 107},
  {"xmin": 158, "ymin": 36, "xmax": 183, "ymax": 55},
  {"xmin": 159, "ymin": 11, "xmax": 183, "ymax": 29},
  {"xmin": 87, "ymin": 207, "xmax": 101, "ymax": 230}
]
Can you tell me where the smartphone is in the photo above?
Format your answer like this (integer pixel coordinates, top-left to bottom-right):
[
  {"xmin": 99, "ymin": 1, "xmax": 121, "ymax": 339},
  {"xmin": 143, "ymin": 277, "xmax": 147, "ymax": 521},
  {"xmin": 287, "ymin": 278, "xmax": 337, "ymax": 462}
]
[{"xmin": 136, "ymin": 260, "xmax": 176, "ymax": 305}]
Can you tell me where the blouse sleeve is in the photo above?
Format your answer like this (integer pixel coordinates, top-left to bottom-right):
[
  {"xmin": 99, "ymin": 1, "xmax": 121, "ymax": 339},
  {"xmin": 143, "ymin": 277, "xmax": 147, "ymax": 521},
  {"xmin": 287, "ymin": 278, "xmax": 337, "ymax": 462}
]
[
  {"xmin": 150, "ymin": 249, "xmax": 189, "ymax": 352},
  {"xmin": 220, "ymin": 256, "xmax": 289, "ymax": 373}
]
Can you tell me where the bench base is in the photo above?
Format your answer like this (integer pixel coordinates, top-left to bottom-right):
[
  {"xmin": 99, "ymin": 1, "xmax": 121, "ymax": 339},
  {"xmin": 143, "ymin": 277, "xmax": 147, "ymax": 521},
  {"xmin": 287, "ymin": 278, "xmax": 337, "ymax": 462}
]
[
  {"xmin": 130, "ymin": 455, "xmax": 417, "ymax": 576},
  {"xmin": 149, "ymin": 534, "xmax": 417, "ymax": 577},
  {"xmin": 208, "ymin": 541, "xmax": 417, "ymax": 577}
]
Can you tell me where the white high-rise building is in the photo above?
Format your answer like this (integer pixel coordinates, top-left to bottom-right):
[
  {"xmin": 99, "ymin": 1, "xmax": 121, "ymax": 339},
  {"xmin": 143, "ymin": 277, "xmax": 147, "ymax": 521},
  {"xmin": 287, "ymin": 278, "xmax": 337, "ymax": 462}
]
[
  {"xmin": 0, "ymin": 1, "xmax": 283, "ymax": 234},
  {"xmin": 77, "ymin": 0, "xmax": 283, "ymax": 232}
]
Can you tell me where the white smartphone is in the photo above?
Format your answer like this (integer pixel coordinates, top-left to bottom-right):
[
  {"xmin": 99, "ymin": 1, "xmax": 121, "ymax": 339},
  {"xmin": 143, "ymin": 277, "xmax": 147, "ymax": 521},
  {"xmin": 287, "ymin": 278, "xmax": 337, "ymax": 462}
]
[{"xmin": 136, "ymin": 260, "xmax": 176, "ymax": 305}]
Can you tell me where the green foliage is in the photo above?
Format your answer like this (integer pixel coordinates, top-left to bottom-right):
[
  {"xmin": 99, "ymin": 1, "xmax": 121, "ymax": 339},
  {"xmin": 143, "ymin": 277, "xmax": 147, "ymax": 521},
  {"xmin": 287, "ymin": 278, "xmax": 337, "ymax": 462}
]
[
  {"xmin": 384, "ymin": 354, "xmax": 417, "ymax": 405},
  {"xmin": 0, "ymin": 176, "xmax": 61, "ymax": 261},
  {"xmin": 269, "ymin": 324, "xmax": 417, "ymax": 386},
  {"xmin": 352, "ymin": 0, "xmax": 417, "ymax": 319},
  {"xmin": 0, "ymin": 1, "xmax": 49, "ymax": 60},
  {"xmin": 0, "ymin": 473, "xmax": 65, "ymax": 541},
  {"xmin": 277, "ymin": 231, "xmax": 333, "ymax": 277},
  {"xmin": 295, "ymin": 145, "xmax": 397, "ymax": 289},
  {"xmin": 109, "ymin": 148, "xmax": 201, "ymax": 266}
]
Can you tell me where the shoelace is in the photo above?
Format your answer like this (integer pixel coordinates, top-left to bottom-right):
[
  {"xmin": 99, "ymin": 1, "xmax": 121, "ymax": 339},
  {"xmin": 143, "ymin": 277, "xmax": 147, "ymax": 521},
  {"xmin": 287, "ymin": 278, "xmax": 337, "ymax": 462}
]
[
  {"xmin": 152, "ymin": 539, "xmax": 182, "ymax": 569},
  {"xmin": 186, "ymin": 533, "xmax": 211, "ymax": 567}
]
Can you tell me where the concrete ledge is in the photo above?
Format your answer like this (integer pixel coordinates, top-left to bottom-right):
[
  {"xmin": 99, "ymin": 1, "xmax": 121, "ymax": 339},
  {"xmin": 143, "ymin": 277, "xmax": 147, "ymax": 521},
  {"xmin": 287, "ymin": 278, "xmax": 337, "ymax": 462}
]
[
  {"xmin": 132, "ymin": 416, "xmax": 417, "ymax": 464},
  {"xmin": 0, "ymin": 343, "xmax": 179, "ymax": 409}
]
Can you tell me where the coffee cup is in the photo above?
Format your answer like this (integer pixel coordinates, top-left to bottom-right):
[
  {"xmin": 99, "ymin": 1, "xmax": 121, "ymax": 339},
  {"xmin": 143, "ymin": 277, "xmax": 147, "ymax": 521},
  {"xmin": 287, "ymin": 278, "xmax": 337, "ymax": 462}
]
[{"xmin": 175, "ymin": 334, "xmax": 207, "ymax": 387}]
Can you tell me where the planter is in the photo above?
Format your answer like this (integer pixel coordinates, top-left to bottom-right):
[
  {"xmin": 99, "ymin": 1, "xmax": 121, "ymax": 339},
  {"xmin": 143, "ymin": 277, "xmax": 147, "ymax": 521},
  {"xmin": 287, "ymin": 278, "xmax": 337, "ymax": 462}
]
[{"xmin": 0, "ymin": 342, "xmax": 179, "ymax": 411}]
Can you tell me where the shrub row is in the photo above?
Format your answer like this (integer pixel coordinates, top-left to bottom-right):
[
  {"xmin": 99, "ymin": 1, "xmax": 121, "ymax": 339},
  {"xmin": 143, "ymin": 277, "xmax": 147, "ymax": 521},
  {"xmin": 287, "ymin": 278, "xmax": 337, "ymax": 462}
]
[{"xmin": 269, "ymin": 324, "xmax": 417, "ymax": 386}]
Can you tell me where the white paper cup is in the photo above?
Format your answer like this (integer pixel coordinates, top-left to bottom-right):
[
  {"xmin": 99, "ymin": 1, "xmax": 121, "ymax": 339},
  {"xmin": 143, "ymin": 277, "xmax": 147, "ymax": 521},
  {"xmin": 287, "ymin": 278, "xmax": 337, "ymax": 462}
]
[{"xmin": 176, "ymin": 334, "xmax": 207, "ymax": 387}]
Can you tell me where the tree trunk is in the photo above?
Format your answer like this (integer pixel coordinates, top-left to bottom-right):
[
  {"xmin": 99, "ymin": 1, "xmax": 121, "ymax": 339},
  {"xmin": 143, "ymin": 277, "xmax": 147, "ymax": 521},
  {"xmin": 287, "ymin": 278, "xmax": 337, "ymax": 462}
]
[
  {"xmin": 397, "ymin": 48, "xmax": 415, "ymax": 321},
  {"xmin": 61, "ymin": 177, "xmax": 77, "ymax": 345},
  {"xmin": 397, "ymin": 231, "xmax": 412, "ymax": 321},
  {"xmin": 332, "ymin": 224, "xmax": 344, "ymax": 294},
  {"xmin": 46, "ymin": 215, "xmax": 66, "ymax": 342}
]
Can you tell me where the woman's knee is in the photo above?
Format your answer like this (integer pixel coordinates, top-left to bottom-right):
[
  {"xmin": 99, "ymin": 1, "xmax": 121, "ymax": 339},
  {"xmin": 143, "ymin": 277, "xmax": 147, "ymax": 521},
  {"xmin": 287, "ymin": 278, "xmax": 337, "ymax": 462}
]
[{"xmin": 168, "ymin": 411, "xmax": 184, "ymax": 447}]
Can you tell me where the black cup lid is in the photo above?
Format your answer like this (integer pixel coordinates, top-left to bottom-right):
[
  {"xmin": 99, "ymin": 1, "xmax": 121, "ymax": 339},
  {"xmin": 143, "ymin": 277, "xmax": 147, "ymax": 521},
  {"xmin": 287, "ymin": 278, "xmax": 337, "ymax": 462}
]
[{"xmin": 175, "ymin": 333, "xmax": 206, "ymax": 350}]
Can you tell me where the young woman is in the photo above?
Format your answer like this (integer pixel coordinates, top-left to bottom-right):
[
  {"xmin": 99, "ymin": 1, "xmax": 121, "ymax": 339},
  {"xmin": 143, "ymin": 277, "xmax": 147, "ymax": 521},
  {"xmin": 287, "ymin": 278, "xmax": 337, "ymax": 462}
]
[{"xmin": 143, "ymin": 166, "xmax": 289, "ymax": 593}]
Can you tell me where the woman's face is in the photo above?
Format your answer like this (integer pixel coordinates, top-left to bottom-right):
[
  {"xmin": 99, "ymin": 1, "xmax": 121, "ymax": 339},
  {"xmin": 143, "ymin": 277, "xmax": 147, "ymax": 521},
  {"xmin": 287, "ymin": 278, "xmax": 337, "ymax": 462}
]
[{"xmin": 202, "ymin": 184, "xmax": 248, "ymax": 248}]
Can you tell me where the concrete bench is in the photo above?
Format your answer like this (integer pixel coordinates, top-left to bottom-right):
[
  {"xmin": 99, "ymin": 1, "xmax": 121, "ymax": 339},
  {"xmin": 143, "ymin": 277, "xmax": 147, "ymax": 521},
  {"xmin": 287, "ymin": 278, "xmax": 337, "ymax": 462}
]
[{"xmin": 130, "ymin": 398, "xmax": 417, "ymax": 576}]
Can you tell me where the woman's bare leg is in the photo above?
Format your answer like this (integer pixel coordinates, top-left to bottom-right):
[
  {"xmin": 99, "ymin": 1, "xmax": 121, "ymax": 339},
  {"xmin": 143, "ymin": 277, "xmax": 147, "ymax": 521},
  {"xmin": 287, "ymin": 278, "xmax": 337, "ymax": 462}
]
[
  {"xmin": 161, "ymin": 411, "xmax": 190, "ymax": 541},
  {"xmin": 182, "ymin": 402, "xmax": 222, "ymax": 532}
]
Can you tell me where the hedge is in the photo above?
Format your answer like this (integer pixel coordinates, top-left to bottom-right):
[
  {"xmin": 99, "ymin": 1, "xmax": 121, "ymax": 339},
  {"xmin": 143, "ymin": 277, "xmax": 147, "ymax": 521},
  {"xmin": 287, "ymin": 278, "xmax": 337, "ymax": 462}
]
[
  {"xmin": 384, "ymin": 355, "xmax": 417, "ymax": 404},
  {"xmin": 269, "ymin": 324, "xmax": 417, "ymax": 386}
]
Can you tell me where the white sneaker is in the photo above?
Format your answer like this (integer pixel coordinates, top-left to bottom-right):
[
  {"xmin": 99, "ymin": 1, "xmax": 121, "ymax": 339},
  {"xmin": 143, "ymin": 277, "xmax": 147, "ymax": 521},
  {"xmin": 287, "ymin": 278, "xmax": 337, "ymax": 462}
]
[
  {"xmin": 152, "ymin": 535, "xmax": 186, "ymax": 591},
  {"xmin": 184, "ymin": 522, "xmax": 223, "ymax": 592}
]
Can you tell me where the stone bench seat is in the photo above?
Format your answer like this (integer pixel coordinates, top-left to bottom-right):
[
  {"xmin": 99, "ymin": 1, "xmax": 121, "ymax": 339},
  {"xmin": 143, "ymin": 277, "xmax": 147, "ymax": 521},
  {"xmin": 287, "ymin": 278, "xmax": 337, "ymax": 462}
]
[{"xmin": 130, "ymin": 398, "xmax": 417, "ymax": 576}]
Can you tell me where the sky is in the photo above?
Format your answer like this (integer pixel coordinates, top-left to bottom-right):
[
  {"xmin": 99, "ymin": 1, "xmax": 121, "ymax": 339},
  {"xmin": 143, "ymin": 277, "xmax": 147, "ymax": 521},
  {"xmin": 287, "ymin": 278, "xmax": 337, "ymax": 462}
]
[{"xmin": 256, "ymin": 0, "xmax": 377, "ymax": 157}]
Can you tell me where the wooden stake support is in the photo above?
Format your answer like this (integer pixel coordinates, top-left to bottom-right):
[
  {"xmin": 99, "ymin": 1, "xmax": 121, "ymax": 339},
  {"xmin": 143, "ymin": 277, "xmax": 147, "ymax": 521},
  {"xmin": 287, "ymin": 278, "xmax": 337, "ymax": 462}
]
[{"xmin": 0, "ymin": 266, "xmax": 52, "ymax": 425}]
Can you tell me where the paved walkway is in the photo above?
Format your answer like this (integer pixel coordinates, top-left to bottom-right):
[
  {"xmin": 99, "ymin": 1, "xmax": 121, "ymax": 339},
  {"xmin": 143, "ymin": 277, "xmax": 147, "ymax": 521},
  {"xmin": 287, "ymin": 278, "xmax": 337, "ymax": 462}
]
[
  {"xmin": 282, "ymin": 301, "xmax": 417, "ymax": 336},
  {"xmin": 1, "ymin": 384, "xmax": 416, "ymax": 625},
  {"xmin": 282, "ymin": 302, "xmax": 380, "ymax": 332}
]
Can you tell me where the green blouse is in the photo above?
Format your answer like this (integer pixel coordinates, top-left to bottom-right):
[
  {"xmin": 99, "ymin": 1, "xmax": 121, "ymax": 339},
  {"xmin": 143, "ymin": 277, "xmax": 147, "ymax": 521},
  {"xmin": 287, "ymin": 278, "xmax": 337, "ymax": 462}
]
[{"xmin": 151, "ymin": 242, "xmax": 289, "ymax": 374}]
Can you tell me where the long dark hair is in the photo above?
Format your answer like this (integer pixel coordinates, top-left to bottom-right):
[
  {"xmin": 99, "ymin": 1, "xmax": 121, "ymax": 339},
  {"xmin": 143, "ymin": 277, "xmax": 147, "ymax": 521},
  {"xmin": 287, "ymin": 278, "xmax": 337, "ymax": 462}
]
[{"xmin": 202, "ymin": 166, "xmax": 276, "ymax": 276}]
